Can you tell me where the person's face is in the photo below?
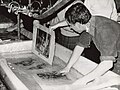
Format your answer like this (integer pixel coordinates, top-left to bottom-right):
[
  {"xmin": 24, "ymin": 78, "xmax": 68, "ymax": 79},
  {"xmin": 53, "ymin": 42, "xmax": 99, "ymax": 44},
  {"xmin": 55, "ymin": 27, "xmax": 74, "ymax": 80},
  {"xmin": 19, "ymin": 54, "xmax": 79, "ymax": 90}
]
[{"xmin": 67, "ymin": 21, "xmax": 86, "ymax": 33}]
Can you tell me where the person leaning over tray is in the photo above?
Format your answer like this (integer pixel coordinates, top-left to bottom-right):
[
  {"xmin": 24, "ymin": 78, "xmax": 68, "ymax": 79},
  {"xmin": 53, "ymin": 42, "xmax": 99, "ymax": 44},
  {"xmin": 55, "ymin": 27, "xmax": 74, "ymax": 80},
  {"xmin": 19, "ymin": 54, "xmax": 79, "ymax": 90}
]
[{"xmin": 50, "ymin": 2, "xmax": 120, "ymax": 86}]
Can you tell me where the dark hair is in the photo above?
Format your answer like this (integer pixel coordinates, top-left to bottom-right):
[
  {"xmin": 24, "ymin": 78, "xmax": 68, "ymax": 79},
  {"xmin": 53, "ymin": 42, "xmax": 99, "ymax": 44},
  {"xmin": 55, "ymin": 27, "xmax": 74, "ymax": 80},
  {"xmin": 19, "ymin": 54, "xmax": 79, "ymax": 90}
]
[{"xmin": 65, "ymin": 3, "xmax": 91, "ymax": 24}]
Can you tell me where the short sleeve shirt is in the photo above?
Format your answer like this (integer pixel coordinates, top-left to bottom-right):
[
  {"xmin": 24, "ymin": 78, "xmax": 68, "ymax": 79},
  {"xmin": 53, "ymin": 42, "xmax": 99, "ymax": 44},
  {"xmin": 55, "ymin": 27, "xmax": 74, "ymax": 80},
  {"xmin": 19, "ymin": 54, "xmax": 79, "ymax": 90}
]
[{"xmin": 77, "ymin": 16, "xmax": 120, "ymax": 62}]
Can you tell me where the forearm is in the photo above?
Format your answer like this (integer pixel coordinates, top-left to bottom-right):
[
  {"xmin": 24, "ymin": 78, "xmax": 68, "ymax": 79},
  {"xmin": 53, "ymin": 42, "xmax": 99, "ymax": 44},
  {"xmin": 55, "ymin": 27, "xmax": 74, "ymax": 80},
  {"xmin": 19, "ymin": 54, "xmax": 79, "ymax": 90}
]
[
  {"xmin": 66, "ymin": 45, "xmax": 84, "ymax": 69},
  {"xmin": 74, "ymin": 60, "xmax": 113, "ymax": 85}
]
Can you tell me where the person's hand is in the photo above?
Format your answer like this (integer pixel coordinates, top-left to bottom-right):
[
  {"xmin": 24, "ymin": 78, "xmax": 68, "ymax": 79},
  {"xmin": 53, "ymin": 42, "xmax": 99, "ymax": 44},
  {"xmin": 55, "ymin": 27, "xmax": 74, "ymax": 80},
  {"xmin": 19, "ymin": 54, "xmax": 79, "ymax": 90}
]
[
  {"xmin": 49, "ymin": 26, "xmax": 54, "ymax": 31},
  {"xmin": 72, "ymin": 77, "xmax": 100, "ymax": 86},
  {"xmin": 57, "ymin": 67, "xmax": 70, "ymax": 75},
  {"xmin": 68, "ymin": 79, "xmax": 96, "ymax": 90},
  {"xmin": 49, "ymin": 25, "xmax": 58, "ymax": 31}
]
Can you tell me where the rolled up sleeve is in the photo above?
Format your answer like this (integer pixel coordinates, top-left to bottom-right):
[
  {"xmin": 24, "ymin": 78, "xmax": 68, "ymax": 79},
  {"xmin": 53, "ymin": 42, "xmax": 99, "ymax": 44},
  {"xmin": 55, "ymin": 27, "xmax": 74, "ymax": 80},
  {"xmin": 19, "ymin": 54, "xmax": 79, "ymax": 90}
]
[{"xmin": 77, "ymin": 31, "xmax": 93, "ymax": 48}]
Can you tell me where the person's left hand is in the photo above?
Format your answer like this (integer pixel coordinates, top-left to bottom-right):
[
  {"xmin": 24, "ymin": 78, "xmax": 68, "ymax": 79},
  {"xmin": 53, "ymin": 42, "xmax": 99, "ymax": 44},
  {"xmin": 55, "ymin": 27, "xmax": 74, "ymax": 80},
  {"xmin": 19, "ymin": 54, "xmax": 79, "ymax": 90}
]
[
  {"xmin": 72, "ymin": 77, "xmax": 100, "ymax": 86},
  {"xmin": 57, "ymin": 66, "xmax": 70, "ymax": 76},
  {"xmin": 67, "ymin": 78, "xmax": 100, "ymax": 90}
]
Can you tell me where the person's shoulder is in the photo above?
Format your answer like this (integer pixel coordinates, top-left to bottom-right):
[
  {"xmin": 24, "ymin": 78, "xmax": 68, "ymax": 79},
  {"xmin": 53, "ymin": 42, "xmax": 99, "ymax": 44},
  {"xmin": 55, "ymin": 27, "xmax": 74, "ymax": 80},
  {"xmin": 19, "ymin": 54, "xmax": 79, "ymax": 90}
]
[
  {"xmin": 93, "ymin": 16, "xmax": 120, "ymax": 31},
  {"xmin": 94, "ymin": 16, "xmax": 110, "ymax": 20}
]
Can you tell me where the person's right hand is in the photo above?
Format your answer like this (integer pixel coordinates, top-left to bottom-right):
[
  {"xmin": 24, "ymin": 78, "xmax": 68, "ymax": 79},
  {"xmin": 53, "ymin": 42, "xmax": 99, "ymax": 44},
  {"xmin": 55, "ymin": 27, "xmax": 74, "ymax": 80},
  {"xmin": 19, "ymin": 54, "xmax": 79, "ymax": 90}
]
[{"xmin": 57, "ymin": 67, "xmax": 70, "ymax": 75}]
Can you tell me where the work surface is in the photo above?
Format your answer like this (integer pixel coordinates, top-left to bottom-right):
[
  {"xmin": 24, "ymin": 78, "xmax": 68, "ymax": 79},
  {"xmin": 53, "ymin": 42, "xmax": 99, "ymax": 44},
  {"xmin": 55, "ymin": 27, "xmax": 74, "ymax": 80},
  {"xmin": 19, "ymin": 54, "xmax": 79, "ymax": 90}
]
[
  {"xmin": 0, "ymin": 52, "xmax": 82, "ymax": 90},
  {"xmin": 0, "ymin": 41, "xmax": 120, "ymax": 90},
  {"xmin": 1, "ymin": 52, "xmax": 120, "ymax": 90}
]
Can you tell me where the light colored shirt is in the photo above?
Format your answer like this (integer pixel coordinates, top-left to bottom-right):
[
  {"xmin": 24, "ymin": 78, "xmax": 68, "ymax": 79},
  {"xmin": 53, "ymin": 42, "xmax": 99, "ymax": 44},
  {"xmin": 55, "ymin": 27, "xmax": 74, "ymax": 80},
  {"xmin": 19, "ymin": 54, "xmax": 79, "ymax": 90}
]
[{"xmin": 84, "ymin": 0, "xmax": 118, "ymax": 21}]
